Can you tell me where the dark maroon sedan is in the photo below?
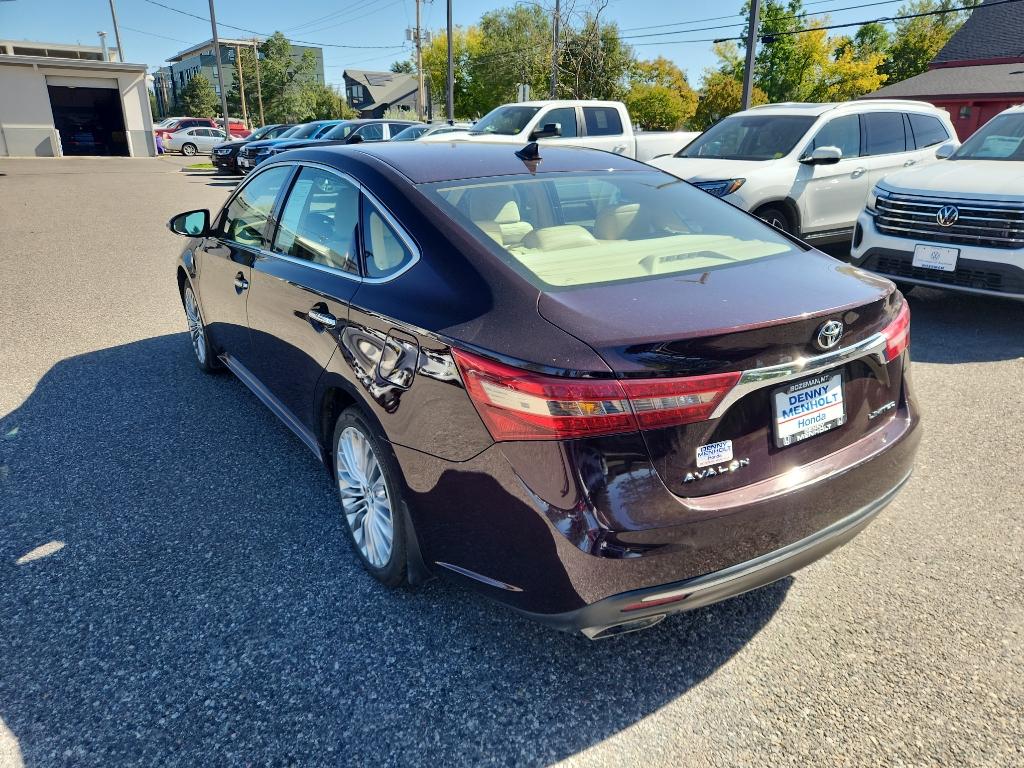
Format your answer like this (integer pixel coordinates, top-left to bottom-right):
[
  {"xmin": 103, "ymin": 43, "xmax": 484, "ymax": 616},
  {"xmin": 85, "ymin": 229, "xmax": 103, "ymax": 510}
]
[{"xmin": 168, "ymin": 141, "xmax": 919, "ymax": 639}]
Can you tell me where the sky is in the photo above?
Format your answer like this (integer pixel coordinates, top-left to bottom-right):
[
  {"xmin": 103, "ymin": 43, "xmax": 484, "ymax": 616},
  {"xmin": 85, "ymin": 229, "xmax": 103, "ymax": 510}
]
[{"xmin": 0, "ymin": 0, "xmax": 914, "ymax": 90}]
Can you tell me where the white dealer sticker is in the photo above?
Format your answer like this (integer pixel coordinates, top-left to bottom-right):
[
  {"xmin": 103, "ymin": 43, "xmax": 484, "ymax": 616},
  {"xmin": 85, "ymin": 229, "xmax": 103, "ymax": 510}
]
[{"xmin": 696, "ymin": 439, "xmax": 733, "ymax": 468}]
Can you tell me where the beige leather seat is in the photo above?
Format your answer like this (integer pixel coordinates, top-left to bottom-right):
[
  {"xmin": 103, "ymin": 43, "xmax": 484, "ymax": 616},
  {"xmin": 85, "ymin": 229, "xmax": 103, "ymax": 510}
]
[
  {"xmin": 594, "ymin": 203, "xmax": 641, "ymax": 240},
  {"xmin": 466, "ymin": 186, "xmax": 533, "ymax": 247},
  {"xmin": 521, "ymin": 225, "xmax": 597, "ymax": 251}
]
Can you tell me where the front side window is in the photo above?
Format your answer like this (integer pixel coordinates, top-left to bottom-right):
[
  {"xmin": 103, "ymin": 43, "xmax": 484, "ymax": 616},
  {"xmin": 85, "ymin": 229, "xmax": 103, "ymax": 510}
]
[
  {"xmin": 273, "ymin": 167, "xmax": 360, "ymax": 273},
  {"xmin": 808, "ymin": 114, "xmax": 860, "ymax": 158},
  {"xmin": 356, "ymin": 124, "xmax": 384, "ymax": 141},
  {"xmin": 220, "ymin": 165, "xmax": 291, "ymax": 248},
  {"xmin": 424, "ymin": 170, "xmax": 799, "ymax": 290},
  {"xmin": 862, "ymin": 112, "xmax": 907, "ymax": 155},
  {"xmin": 583, "ymin": 106, "xmax": 624, "ymax": 136},
  {"xmin": 541, "ymin": 107, "xmax": 578, "ymax": 138},
  {"xmin": 952, "ymin": 113, "xmax": 1024, "ymax": 160},
  {"xmin": 322, "ymin": 123, "xmax": 356, "ymax": 140},
  {"xmin": 678, "ymin": 115, "xmax": 816, "ymax": 160},
  {"xmin": 313, "ymin": 122, "xmax": 339, "ymax": 138},
  {"xmin": 362, "ymin": 202, "xmax": 415, "ymax": 279}
]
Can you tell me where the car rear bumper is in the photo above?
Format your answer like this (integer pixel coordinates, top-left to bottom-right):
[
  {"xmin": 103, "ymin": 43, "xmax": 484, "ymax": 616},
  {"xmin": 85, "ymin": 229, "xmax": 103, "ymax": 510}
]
[
  {"xmin": 852, "ymin": 211, "xmax": 1024, "ymax": 299},
  {"xmin": 394, "ymin": 378, "xmax": 921, "ymax": 623},
  {"xmin": 522, "ymin": 470, "xmax": 909, "ymax": 638}
]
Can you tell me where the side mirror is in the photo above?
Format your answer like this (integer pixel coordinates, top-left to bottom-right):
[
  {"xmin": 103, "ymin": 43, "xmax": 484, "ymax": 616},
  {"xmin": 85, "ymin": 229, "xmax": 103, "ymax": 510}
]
[
  {"xmin": 168, "ymin": 209, "xmax": 210, "ymax": 237},
  {"xmin": 346, "ymin": 134, "xmax": 365, "ymax": 144},
  {"xmin": 800, "ymin": 146, "xmax": 843, "ymax": 165},
  {"xmin": 935, "ymin": 141, "xmax": 957, "ymax": 159},
  {"xmin": 530, "ymin": 122, "xmax": 562, "ymax": 140}
]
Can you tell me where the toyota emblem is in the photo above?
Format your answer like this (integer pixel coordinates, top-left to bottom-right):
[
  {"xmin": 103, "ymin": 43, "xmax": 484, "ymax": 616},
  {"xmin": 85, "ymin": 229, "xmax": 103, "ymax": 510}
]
[
  {"xmin": 936, "ymin": 205, "xmax": 959, "ymax": 227},
  {"xmin": 815, "ymin": 320, "xmax": 844, "ymax": 351}
]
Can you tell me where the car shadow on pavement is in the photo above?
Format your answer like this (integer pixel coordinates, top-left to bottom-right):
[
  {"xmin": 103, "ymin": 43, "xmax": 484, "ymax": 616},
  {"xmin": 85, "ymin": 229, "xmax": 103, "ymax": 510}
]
[
  {"xmin": 0, "ymin": 334, "xmax": 789, "ymax": 767},
  {"xmin": 904, "ymin": 286, "xmax": 1024, "ymax": 364}
]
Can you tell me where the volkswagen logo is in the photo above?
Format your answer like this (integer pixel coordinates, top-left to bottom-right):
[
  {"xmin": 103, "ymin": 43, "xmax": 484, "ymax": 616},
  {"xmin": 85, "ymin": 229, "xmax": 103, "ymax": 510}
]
[
  {"xmin": 936, "ymin": 205, "xmax": 959, "ymax": 227},
  {"xmin": 815, "ymin": 320, "xmax": 844, "ymax": 351}
]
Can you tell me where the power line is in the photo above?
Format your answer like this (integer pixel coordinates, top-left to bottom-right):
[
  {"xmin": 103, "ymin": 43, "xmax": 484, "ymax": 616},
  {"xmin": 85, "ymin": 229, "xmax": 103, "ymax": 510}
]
[
  {"xmin": 121, "ymin": 25, "xmax": 193, "ymax": 44},
  {"xmin": 140, "ymin": 0, "xmax": 402, "ymax": 49},
  {"xmin": 619, "ymin": 0, "xmax": 896, "ymax": 33}
]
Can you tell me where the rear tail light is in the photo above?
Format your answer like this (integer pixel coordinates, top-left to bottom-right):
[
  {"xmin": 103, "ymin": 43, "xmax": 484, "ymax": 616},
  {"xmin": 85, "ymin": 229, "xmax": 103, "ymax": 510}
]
[
  {"xmin": 881, "ymin": 300, "xmax": 910, "ymax": 362},
  {"xmin": 452, "ymin": 349, "xmax": 740, "ymax": 441}
]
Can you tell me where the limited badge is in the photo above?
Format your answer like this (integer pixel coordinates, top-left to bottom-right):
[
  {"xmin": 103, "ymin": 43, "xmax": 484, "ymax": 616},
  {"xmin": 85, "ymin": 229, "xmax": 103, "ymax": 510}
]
[{"xmin": 696, "ymin": 439, "xmax": 733, "ymax": 468}]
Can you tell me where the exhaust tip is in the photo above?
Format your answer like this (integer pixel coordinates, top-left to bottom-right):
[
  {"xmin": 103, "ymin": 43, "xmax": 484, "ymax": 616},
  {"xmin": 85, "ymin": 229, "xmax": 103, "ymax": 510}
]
[{"xmin": 581, "ymin": 614, "xmax": 666, "ymax": 640}]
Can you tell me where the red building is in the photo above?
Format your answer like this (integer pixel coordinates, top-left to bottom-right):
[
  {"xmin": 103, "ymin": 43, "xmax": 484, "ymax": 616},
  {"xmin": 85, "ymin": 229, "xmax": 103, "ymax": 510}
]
[{"xmin": 862, "ymin": 0, "xmax": 1024, "ymax": 139}]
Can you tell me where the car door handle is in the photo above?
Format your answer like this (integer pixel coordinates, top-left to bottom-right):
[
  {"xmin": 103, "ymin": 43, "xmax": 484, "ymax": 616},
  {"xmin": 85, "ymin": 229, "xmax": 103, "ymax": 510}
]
[
  {"xmin": 613, "ymin": 144, "xmax": 627, "ymax": 153},
  {"xmin": 233, "ymin": 272, "xmax": 249, "ymax": 292},
  {"xmin": 308, "ymin": 308, "xmax": 337, "ymax": 328},
  {"xmin": 852, "ymin": 167, "xmax": 867, "ymax": 177},
  {"xmin": 904, "ymin": 159, "xmax": 917, "ymax": 166}
]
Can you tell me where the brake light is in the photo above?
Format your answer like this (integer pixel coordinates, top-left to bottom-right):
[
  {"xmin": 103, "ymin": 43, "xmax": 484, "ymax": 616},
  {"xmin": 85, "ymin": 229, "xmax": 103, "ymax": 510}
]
[
  {"xmin": 882, "ymin": 301, "xmax": 910, "ymax": 362},
  {"xmin": 452, "ymin": 349, "xmax": 740, "ymax": 441}
]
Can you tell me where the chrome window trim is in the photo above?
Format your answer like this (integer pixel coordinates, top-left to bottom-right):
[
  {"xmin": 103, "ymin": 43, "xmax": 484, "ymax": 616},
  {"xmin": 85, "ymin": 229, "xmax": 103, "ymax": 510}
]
[
  {"xmin": 710, "ymin": 331, "xmax": 888, "ymax": 419},
  {"xmin": 252, "ymin": 159, "xmax": 421, "ymax": 284}
]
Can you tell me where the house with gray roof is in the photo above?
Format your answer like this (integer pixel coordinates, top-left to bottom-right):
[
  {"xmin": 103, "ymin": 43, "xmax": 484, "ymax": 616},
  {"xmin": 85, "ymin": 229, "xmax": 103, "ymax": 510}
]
[
  {"xmin": 343, "ymin": 69, "xmax": 420, "ymax": 119},
  {"xmin": 862, "ymin": 0, "xmax": 1024, "ymax": 138}
]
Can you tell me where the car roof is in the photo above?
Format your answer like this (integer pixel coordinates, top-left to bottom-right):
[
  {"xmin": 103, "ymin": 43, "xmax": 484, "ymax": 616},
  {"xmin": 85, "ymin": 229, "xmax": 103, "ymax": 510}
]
[
  {"xmin": 742, "ymin": 99, "xmax": 946, "ymax": 117},
  {"xmin": 289, "ymin": 141, "xmax": 645, "ymax": 184}
]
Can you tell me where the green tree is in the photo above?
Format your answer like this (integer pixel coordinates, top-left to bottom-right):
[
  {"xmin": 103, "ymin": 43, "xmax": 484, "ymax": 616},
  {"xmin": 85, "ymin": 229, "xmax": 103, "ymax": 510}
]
[
  {"xmin": 852, "ymin": 22, "xmax": 891, "ymax": 62},
  {"xmin": 474, "ymin": 5, "xmax": 552, "ymax": 107},
  {"xmin": 422, "ymin": 25, "xmax": 488, "ymax": 118},
  {"xmin": 180, "ymin": 73, "xmax": 218, "ymax": 116},
  {"xmin": 692, "ymin": 70, "xmax": 767, "ymax": 131},
  {"xmin": 880, "ymin": 0, "xmax": 979, "ymax": 85},
  {"xmin": 557, "ymin": 17, "xmax": 633, "ymax": 100},
  {"xmin": 625, "ymin": 84, "xmax": 690, "ymax": 130},
  {"xmin": 390, "ymin": 60, "xmax": 415, "ymax": 74},
  {"xmin": 294, "ymin": 83, "xmax": 358, "ymax": 121},
  {"xmin": 228, "ymin": 32, "xmax": 323, "ymax": 124},
  {"xmin": 630, "ymin": 57, "xmax": 697, "ymax": 125}
]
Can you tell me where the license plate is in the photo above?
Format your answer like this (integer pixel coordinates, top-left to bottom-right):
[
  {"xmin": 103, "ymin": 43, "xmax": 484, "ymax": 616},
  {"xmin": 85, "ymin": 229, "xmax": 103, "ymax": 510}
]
[
  {"xmin": 912, "ymin": 244, "xmax": 958, "ymax": 272},
  {"xmin": 772, "ymin": 372, "xmax": 846, "ymax": 448}
]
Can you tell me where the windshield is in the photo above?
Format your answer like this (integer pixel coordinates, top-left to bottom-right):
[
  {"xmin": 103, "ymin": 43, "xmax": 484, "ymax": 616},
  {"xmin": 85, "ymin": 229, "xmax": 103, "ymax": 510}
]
[
  {"xmin": 423, "ymin": 170, "xmax": 800, "ymax": 290},
  {"xmin": 288, "ymin": 122, "xmax": 326, "ymax": 139},
  {"xmin": 469, "ymin": 106, "xmax": 541, "ymax": 136},
  {"xmin": 392, "ymin": 125, "xmax": 430, "ymax": 141},
  {"xmin": 322, "ymin": 123, "xmax": 357, "ymax": 140},
  {"xmin": 678, "ymin": 115, "xmax": 816, "ymax": 160},
  {"xmin": 952, "ymin": 113, "xmax": 1024, "ymax": 161},
  {"xmin": 249, "ymin": 124, "xmax": 280, "ymax": 141}
]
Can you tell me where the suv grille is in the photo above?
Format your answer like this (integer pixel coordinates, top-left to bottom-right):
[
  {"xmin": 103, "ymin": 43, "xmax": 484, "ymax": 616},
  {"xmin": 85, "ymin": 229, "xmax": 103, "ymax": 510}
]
[
  {"xmin": 875, "ymin": 193, "xmax": 1024, "ymax": 250},
  {"xmin": 859, "ymin": 249, "xmax": 1024, "ymax": 295}
]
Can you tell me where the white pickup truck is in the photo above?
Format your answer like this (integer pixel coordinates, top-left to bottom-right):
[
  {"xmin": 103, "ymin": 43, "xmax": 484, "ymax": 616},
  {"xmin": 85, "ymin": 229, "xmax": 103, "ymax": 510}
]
[{"xmin": 421, "ymin": 100, "xmax": 699, "ymax": 162}]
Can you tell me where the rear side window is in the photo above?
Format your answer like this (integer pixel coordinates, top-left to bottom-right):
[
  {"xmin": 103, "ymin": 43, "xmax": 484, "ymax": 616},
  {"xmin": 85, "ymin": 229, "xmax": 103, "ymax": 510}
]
[
  {"xmin": 362, "ymin": 202, "xmax": 415, "ymax": 279},
  {"xmin": 809, "ymin": 114, "xmax": 860, "ymax": 158},
  {"xmin": 542, "ymin": 107, "xmax": 578, "ymax": 138},
  {"xmin": 862, "ymin": 112, "xmax": 907, "ymax": 155},
  {"xmin": 273, "ymin": 167, "xmax": 360, "ymax": 273},
  {"xmin": 220, "ymin": 165, "xmax": 291, "ymax": 249},
  {"xmin": 356, "ymin": 124, "xmax": 384, "ymax": 141},
  {"xmin": 583, "ymin": 107, "xmax": 624, "ymax": 136},
  {"xmin": 908, "ymin": 114, "xmax": 949, "ymax": 148}
]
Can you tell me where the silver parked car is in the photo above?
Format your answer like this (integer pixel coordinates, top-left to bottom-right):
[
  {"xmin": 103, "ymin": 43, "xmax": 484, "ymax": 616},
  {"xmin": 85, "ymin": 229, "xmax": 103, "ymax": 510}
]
[
  {"xmin": 391, "ymin": 122, "xmax": 473, "ymax": 141},
  {"xmin": 165, "ymin": 127, "xmax": 228, "ymax": 156}
]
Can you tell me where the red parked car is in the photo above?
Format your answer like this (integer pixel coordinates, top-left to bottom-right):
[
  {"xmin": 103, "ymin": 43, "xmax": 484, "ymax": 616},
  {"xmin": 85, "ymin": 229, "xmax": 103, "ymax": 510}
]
[
  {"xmin": 217, "ymin": 117, "xmax": 252, "ymax": 139},
  {"xmin": 155, "ymin": 117, "xmax": 250, "ymax": 140}
]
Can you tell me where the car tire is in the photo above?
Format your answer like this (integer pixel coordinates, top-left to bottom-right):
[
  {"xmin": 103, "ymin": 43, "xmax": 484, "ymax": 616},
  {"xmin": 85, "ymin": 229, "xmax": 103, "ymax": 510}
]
[
  {"xmin": 756, "ymin": 205, "xmax": 795, "ymax": 236},
  {"xmin": 181, "ymin": 143, "xmax": 198, "ymax": 156},
  {"xmin": 332, "ymin": 407, "xmax": 409, "ymax": 587},
  {"xmin": 182, "ymin": 283, "xmax": 222, "ymax": 373}
]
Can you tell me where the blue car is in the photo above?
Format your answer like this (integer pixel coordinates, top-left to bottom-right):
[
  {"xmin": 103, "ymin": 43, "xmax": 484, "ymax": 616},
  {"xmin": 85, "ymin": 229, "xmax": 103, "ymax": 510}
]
[{"xmin": 237, "ymin": 120, "xmax": 347, "ymax": 172}]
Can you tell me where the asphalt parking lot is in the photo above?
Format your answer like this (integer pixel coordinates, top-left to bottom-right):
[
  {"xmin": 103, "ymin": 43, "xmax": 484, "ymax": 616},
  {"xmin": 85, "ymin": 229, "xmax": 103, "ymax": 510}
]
[{"xmin": 1, "ymin": 156, "xmax": 1021, "ymax": 767}]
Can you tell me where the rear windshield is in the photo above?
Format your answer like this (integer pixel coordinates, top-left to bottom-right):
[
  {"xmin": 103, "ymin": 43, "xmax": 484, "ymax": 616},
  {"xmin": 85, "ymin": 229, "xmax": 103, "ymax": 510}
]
[
  {"xmin": 422, "ymin": 171, "xmax": 800, "ymax": 290},
  {"xmin": 952, "ymin": 113, "xmax": 1024, "ymax": 161},
  {"xmin": 678, "ymin": 115, "xmax": 816, "ymax": 160}
]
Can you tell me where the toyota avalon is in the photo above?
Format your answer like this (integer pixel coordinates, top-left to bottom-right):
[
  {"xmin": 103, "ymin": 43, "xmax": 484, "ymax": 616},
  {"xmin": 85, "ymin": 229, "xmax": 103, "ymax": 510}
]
[{"xmin": 169, "ymin": 142, "xmax": 920, "ymax": 638}]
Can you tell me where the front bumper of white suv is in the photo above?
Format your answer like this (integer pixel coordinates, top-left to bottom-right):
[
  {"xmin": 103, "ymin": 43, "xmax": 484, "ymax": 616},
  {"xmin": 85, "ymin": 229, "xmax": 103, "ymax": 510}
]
[{"xmin": 851, "ymin": 197, "xmax": 1024, "ymax": 301}]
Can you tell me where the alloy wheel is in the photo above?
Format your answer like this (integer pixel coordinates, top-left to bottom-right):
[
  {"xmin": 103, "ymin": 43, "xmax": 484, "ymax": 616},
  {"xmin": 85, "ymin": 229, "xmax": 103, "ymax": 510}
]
[
  {"xmin": 336, "ymin": 426, "xmax": 394, "ymax": 568},
  {"xmin": 183, "ymin": 286, "xmax": 207, "ymax": 365},
  {"xmin": 182, "ymin": 143, "xmax": 197, "ymax": 156}
]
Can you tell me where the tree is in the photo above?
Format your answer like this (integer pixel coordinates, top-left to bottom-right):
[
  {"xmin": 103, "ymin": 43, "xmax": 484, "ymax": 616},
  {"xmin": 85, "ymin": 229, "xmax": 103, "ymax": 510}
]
[
  {"xmin": 421, "ymin": 25, "xmax": 488, "ymax": 118},
  {"xmin": 880, "ymin": 0, "xmax": 978, "ymax": 85},
  {"xmin": 557, "ymin": 15, "xmax": 633, "ymax": 100},
  {"xmin": 692, "ymin": 71, "xmax": 767, "ymax": 131},
  {"xmin": 180, "ymin": 73, "xmax": 218, "ymax": 117},
  {"xmin": 625, "ymin": 84, "xmax": 690, "ymax": 130},
  {"xmin": 630, "ymin": 56, "xmax": 697, "ymax": 125},
  {"xmin": 474, "ymin": 5, "xmax": 552, "ymax": 106},
  {"xmin": 294, "ymin": 84, "xmax": 358, "ymax": 121},
  {"xmin": 852, "ymin": 22, "xmax": 891, "ymax": 62},
  {"xmin": 227, "ymin": 32, "xmax": 323, "ymax": 124},
  {"xmin": 390, "ymin": 60, "xmax": 415, "ymax": 74}
]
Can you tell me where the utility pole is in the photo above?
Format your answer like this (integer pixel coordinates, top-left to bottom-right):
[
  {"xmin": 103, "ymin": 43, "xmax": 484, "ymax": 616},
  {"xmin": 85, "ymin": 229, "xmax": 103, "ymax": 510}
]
[
  {"xmin": 107, "ymin": 0, "xmax": 124, "ymax": 62},
  {"xmin": 207, "ymin": 0, "xmax": 230, "ymax": 126},
  {"xmin": 415, "ymin": 0, "xmax": 425, "ymax": 122},
  {"xmin": 252, "ymin": 38, "xmax": 265, "ymax": 127},
  {"xmin": 97, "ymin": 31, "xmax": 109, "ymax": 61},
  {"xmin": 446, "ymin": 0, "xmax": 453, "ymax": 122},
  {"xmin": 549, "ymin": 0, "xmax": 560, "ymax": 98},
  {"xmin": 234, "ymin": 44, "xmax": 249, "ymax": 128},
  {"xmin": 741, "ymin": 0, "xmax": 760, "ymax": 110}
]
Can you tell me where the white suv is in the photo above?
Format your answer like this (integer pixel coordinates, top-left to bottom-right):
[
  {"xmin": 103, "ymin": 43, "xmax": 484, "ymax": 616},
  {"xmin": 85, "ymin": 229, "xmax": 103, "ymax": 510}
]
[
  {"xmin": 852, "ymin": 105, "xmax": 1024, "ymax": 301},
  {"xmin": 650, "ymin": 100, "xmax": 957, "ymax": 245}
]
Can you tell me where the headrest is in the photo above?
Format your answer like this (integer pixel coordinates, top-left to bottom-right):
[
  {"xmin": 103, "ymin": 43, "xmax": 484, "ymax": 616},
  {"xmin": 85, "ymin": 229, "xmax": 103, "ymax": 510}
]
[
  {"xmin": 521, "ymin": 225, "xmax": 596, "ymax": 251},
  {"xmin": 594, "ymin": 203, "xmax": 640, "ymax": 240},
  {"xmin": 467, "ymin": 186, "xmax": 521, "ymax": 224}
]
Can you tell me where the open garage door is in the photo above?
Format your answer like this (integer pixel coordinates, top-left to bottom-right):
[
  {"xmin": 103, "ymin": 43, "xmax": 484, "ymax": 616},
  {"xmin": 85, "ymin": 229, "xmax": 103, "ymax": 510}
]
[{"xmin": 47, "ymin": 83, "xmax": 129, "ymax": 156}]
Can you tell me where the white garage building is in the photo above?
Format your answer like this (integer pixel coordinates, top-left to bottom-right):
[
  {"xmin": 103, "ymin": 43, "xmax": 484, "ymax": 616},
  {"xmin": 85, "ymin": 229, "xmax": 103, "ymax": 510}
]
[{"xmin": 0, "ymin": 45, "xmax": 156, "ymax": 158}]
